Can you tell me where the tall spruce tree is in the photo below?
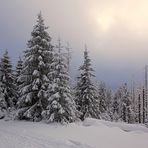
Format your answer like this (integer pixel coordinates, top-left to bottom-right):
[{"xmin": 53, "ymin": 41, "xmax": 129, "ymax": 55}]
[
  {"xmin": 135, "ymin": 93, "xmax": 142, "ymax": 123},
  {"xmin": 111, "ymin": 88, "xmax": 122, "ymax": 121},
  {"xmin": 138, "ymin": 93, "xmax": 142, "ymax": 123},
  {"xmin": 16, "ymin": 13, "xmax": 53, "ymax": 121},
  {"xmin": 15, "ymin": 57, "xmax": 23, "ymax": 107},
  {"xmin": 15, "ymin": 57, "xmax": 23, "ymax": 79},
  {"xmin": 98, "ymin": 82, "xmax": 112, "ymax": 120},
  {"xmin": 104, "ymin": 88, "xmax": 113, "ymax": 121},
  {"xmin": 43, "ymin": 39, "xmax": 79, "ymax": 123},
  {"xmin": 120, "ymin": 83, "xmax": 133, "ymax": 123},
  {"xmin": 75, "ymin": 46, "xmax": 100, "ymax": 120},
  {"xmin": 98, "ymin": 83, "xmax": 107, "ymax": 111},
  {"xmin": 0, "ymin": 50, "xmax": 16, "ymax": 115}
]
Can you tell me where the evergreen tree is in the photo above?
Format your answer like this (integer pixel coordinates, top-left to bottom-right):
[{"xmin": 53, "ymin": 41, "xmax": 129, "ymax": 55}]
[
  {"xmin": 16, "ymin": 12, "xmax": 53, "ymax": 121},
  {"xmin": 98, "ymin": 82, "xmax": 112, "ymax": 120},
  {"xmin": 0, "ymin": 50, "xmax": 16, "ymax": 114},
  {"xmin": 137, "ymin": 93, "xmax": 142, "ymax": 123},
  {"xmin": 43, "ymin": 39, "xmax": 79, "ymax": 123},
  {"xmin": 120, "ymin": 83, "xmax": 133, "ymax": 123},
  {"xmin": 65, "ymin": 42, "xmax": 71, "ymax": 73},
  {"xmin": 0, "ymin": 87, "xmax": 5, "ymax": 119},
  {"xmin": 15, "ymin": 57, "xmax": 23, "ymax": 101},
  {"xmin": 15, "ymin": 57, "xmax": 23, "ymax": 79},
  {"xmin": 105, "ymin": 88, "xmax": 113, "ymax": 120},
  {"xmin": 137, "ymin": 94, "xmax": 142, "ymax": 123},
  {"xmin": 98, "ymin": 83, "xmax": 107, "ymax": 112},
  {"xmin": 111, "ymin": 88, "xmax": 122, "ymax": 121},
  {"xmin": 75, "ymin": 46, "xmax": 100, "ymax": 120}
]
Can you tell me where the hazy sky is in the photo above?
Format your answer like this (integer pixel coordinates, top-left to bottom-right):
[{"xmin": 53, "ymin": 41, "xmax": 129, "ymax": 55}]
[{"xmin": 0, "ymin": 0, "xmax": 148, "ymax": 88}]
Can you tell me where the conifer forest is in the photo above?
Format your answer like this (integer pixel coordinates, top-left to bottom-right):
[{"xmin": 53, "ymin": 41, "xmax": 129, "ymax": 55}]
[{"xmin": 0, "ymin": 13, "xmax": 148, "ymax": 125}]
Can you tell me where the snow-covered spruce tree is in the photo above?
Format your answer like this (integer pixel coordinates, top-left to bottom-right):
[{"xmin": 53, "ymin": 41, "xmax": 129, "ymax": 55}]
[
  {"xmin": 105, "ymin": 88, "xmax": 113, "ymax": 121},
  {"xmin": 75, "ymin": 47, "xmax": 100, "ymax": 120},
  {"xmin": 43, "ymin": 39, "xmax": 78, "ymax": 123},
  {"xmin": 0, "ymin": 86, "xmax": 5, "ymax": 119},
  {"xmin": 137, "ymin": 93, "xmax": 142, "ymax": 123},
  {"xmin": 134, "ymin": 93, "xmax": 142, "ymax": 123},
  {"xmin": 111, "ymin": 88, "xmax": 122, "ymax": 121},
  {"xmin": 98, "ymin": 82, "xmax": 107, "ymax": 113},
  {"xmin": 43, "ymin": 39, "xmax": 79, "ymax": 123},
  {"xmin": 15, "ymin": 57, "xmax": 23, "ymax": 80},
  {"xmin": 120, "ymin": 83, "xmax": 134, "ymax": 123},
  {"xmin": 97, "ymin": 82, "xmax": 113, "ymax": 121},
  {"xmin": 16, "ymin": 12, "xmax": 53, "ymax": 121},
  {"xmin": 15, "ymin": 57, "xmax": 23, "ymax": 99},
  {"xmin": 0, "ymin": 50, "xmax": 16, "ymax": 116}
]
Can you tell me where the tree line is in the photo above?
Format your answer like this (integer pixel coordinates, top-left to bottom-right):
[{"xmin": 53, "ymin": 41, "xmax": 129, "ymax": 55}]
[{"xmin": 0, "ymin": 13, "xmax": 147, "ymax": 124}]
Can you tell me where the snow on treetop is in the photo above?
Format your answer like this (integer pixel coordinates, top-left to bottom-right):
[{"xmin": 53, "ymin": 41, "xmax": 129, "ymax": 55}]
[
  {"xmin": 33, "ymin": 70, "xmax": 40, "ymax": 76},
  {"xmin": 38, "ymin": 55, "xmax": 43, "ymax": 61}
]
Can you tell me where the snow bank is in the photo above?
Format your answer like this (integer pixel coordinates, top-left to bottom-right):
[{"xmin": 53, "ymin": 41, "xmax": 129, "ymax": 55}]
[
  {"xmin": 83, "ymin": 118, "xmax": 148, "ymax": 133},
  {"xmin": 0, "ymin": 118, "xmax": 148, "ymax": 148}
]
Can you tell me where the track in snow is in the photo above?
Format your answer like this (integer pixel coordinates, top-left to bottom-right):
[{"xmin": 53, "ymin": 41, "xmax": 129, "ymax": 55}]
[{"xmin": 0, "ymin": 120, "xmax": 93, "ymax": 148}]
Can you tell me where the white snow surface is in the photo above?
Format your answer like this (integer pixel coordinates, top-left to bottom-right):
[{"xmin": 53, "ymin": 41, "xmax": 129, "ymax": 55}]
[{"xmin": 0, "ymin": 118, "xmax": 148, "ymax": 148}]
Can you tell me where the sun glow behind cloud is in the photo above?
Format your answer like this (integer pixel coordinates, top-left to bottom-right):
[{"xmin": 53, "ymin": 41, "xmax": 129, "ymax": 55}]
[
  {"xmin": 90, "ymin": 0, "xmax": 148, "ymax": 34},
  {"xmin": 1, "ymin": 0, "xmax": 148, "ymax": 87},
  {"xmin": 95, "ymin": 10, "xmax": 115, "ymax": 32}
]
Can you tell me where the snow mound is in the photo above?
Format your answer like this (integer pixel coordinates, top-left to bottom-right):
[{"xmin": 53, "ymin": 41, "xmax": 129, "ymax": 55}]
[
  {"xmin": 0, "ymin": 118, "xmax": 148, "ymax": 148},
  {"xmin": 83, "ymin": 118, "xmax": 148, "ymax": 133}
]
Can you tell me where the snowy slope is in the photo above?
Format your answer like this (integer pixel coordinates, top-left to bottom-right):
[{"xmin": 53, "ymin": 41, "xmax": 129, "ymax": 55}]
[
  {"xmin": 0, "ymin": 118, "xmax": 148, "ymax": 148},
  {"xmin": 83, "ymin": 118, "xmax": 148, "ymax": 133}
]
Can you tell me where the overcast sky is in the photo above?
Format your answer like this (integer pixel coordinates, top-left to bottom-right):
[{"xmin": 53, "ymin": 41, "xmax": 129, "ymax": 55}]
[{"xmin": 0, "ymin": 0, "xmax": 148, "ymax": 88}]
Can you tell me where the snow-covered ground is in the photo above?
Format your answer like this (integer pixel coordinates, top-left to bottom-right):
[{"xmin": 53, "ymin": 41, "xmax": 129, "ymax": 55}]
[{"xmin": 0, "ymin": 118, "xmax": 148, "ymax": 148}]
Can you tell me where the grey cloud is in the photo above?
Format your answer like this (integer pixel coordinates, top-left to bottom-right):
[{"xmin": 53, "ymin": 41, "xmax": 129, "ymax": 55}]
[{"xmin": 0, "ymin": 0, "xmax": 148, "ymax": 88}]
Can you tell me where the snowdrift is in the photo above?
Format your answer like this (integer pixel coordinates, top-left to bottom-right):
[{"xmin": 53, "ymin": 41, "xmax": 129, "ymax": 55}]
[{"xmin": 0, "ymin": 118, "xmax": 148, "ymax": 148}]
